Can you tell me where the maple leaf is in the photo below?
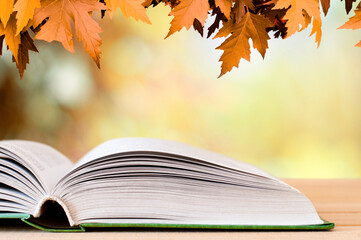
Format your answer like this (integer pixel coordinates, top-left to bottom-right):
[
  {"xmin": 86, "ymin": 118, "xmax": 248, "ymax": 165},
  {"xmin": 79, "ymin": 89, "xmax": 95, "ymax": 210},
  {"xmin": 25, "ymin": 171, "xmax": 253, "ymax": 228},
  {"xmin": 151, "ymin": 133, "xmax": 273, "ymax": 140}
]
[
  {"xmin": 273, "ymin": 0, "xmax": 322, "ymax": 46},
  {"xmin": 12, "ymin": 30, "xmax": 38, "ymax": 78},
  {"xmin": 254, "ymin": 0, "xmax": 288, "ymax": 38},
  {"xmin": 207, "ymin": 7, "xmax": 226, "ymax": 38},
  {"xmin": 338, "ymin": 5, "xmax": 361, "ymax": 47},
  {"xmin": 341, "ymin": 0, "xmax": 357, "ymax": 14},
  {"xmin": 13, "ymin": 0, "xmax": 41, "ymax": 34},
  {"xmin": 233, "ymin": 0, "xmax": 255, "ymax": 23},
  {"xmin": 193, "ymin": 18, "xmax": 204, "ymax": 37},
  {"xmin": 33, "ymin": 0, "xmax": 106, "ymax": 67},
  {"xmin": 217, "ymin": 12, "xmax": 273, "ymax": 77},
  {"xmin": 215, "ymin": 0, "xmax": 231, "ymax": 19},
  {"xmin": 143, "ymin": 0, "xmax": 153, "ymax": 8},
  {"xmin": 213, "ymin": 20, "xmax": 234, "ymax": 38},
  {"xmin": 104, "ymin": 0, "xmax": 151, "ymax": 23},
  {"xmin": 320, "ymin": 0, "xmax": 330, "ymax": 16},
  {"xmin": 0, "ymin": 35, "xmax": 4, "ymax": 56},
  {"xmin": 0, "ymin": 12, "xmax": 21, "ymax": 62},
  {"xmin": 166, "ymin": 0, "xmax": 210, "ymax": 38},
  {"xmin": 0, "ymin": 0, "xmax": 15, "ymax": 27}
]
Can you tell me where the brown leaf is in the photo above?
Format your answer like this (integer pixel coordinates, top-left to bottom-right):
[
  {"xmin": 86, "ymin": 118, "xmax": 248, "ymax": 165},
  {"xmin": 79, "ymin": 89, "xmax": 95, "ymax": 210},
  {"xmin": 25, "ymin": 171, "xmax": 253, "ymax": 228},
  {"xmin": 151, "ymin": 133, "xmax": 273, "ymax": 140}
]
[
  {"xmin": 12, "ymin": 31, "xmax": 38, "ymax": 79},
  {"xmin": 320, "ymin": 0, "xmax": 330, "ymax": 16},
  {"xmin": 193, "ymin": 18, "xmax": 204, "ymax": 37},
  {"xmin": 0, "ymin": 35, "xmax": 4, "ymax": 56},
  {"xmin": 217, "ymin": 12, "xmax": 273, "ymax": 77},
  {"xmin": 254, "ymin": 0, "xmax": 288, "ymax": 38},
  {"xmin": 207, "ymin": 7, "xmax": 226, "ymax": 38},
  {"xmin": 233, "ymin": 0, "xmax": 255, "ymax": 23},
  {"xmin": 341, "ymin": 0, "xmax": 357, "ymax": 14},
  {"xmin": 143, "ymin": 0, "xmax": 160, "ymax": 7},
  {"xmin": 213, "ymin": 19, "xmax": 233, "ymax": 38}
]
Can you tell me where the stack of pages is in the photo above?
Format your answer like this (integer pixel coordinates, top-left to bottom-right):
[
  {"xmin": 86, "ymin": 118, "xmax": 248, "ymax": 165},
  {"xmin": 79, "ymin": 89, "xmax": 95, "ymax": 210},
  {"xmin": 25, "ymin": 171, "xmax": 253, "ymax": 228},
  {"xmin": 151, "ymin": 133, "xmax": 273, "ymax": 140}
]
[{"xmin": 0, "ymin": 138, "xmax": 333, "ymax": 231}]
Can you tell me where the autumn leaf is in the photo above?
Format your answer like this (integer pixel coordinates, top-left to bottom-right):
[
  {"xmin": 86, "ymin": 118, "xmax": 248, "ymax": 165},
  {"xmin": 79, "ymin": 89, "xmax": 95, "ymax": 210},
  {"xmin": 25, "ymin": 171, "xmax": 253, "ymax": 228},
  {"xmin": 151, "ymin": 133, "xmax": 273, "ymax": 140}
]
[
  {"xmin": 104, "ymin": 0, "xmax": 151, "ymax": 23},
  {"xmin": 233, "ymin": 0, "xmax": 255, "ymax": 23},
  {"xmin": 142, "ymin": 0, "xmax": 153, "ymax": 8},
  {"xmin": 193, "ymin": 18, "xmax": 204, "ymax": 36},
  {"xmin": 33, "ymin": 0, "xmax": 106, "ymax": 67},
  {"xmin": 320, "ymin": 0, "xmax": 330, "ymax": 15},
  {"xmin": 166, "ymin": 0, "xmax": 210, "ymax": 38},
  {"xmin": 207, "ymin": 7, "xmax": 226, "ymax": 38},
  {"xmin": 273, "ymin": 0, "xmax": 322, "ymax": 46},
  {"xmin": 0, "ymin": 35, "xmax": 4, "ymax": 56},
  {"xmin": 217, "ymin": 12, "xmax": 273, "ymax": 77},
  {"xmin": 0, "ymin": 0, "xmax": 15, "ymax": 27},
  {"xmin": 1, "ymin": 0, "xmax": 361, "ymax": 78},
  {"xmin": 13, "ymin": 0, "xmax": 41, "ymax": 34},
  {"xmin": 0, "ymin": 13, "xmax": 21, "ymax": 62},
  {"xmin": 13, "ymin": 31, "xmax": 38, "ymax": 78},
  {"xmin": 215, "ymin": 0, "xmax": 231, "ymax": 19},
  {"xmin": 338, "ymin": 5, "xmax": 361, "ymax": 47},
  {"xmin": 213, "ymin": 19, "xmax": 233, "ymax": 38},
  {"xmin": 341, "ymin": 0, "xmax": 357, "ymax": 14}
]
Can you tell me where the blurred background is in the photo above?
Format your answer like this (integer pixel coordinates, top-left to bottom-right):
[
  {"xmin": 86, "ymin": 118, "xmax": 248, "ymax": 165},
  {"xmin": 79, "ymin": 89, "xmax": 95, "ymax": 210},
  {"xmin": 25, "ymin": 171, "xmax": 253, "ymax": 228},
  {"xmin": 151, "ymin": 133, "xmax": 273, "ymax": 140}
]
[{"xmin": 0, "ymin": 1, "xmax": 360, "ymax": 178}]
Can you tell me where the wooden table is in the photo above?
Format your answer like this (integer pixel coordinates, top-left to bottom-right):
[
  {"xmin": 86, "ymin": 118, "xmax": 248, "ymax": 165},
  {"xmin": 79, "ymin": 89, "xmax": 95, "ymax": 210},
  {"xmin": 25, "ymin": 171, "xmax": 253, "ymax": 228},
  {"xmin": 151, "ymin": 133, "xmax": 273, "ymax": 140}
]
[{"xmin": 1, "ymin": 179, "xmax": 360, "ymax": 240}]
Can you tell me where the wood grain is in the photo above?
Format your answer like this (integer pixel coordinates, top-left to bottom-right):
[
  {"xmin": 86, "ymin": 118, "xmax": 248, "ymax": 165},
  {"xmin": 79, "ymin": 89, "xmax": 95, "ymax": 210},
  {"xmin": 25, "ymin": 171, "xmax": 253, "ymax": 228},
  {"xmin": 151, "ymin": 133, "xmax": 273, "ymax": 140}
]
[{"xmin": 0, "ymin": 179, "xmax": 360, "ymax": 240}]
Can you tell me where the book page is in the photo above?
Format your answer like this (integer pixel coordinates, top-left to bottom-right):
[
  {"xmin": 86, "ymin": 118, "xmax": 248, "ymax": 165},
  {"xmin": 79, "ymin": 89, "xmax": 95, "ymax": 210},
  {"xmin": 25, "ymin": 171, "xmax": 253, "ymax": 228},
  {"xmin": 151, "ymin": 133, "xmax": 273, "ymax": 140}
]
[
  {"xmin": 0, "ymin": 140, "xmax": 73, "ymax": 193},
  {"xmin": 76, "ymin": 138, "xmax": 280, "ymax": 181}
]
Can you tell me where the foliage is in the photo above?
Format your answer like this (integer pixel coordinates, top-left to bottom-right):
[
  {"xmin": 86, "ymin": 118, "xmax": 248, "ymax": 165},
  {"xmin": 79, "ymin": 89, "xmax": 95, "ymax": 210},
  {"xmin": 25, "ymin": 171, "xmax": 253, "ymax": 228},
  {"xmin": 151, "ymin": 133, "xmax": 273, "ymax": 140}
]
[{"xmin": 0, "ymin": 0, "xmax": 360, "ymax": 78}]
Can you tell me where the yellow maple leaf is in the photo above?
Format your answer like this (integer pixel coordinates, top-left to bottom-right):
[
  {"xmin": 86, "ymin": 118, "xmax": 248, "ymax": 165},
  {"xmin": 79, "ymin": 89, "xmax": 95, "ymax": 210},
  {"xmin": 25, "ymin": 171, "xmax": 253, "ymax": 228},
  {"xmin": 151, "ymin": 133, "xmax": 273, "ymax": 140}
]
[
  {"xmin": 338, "ymin": 8, "xmax": 361, "ymax": 47},
  {"xmin": 217, "ymin": 12, "xmax": 273, "ymax": 77},
  {"xmin": 104, "ymin": 0, "xmax": 150, "ymax": 23},
  {"xmin": 0, "ymin": 0, "xmax": 15, "ymax": 27},
  {"xmin": 0, "ymin": 12, "xmax": 21, "ymax": 62},
  {"xmin": 13, "ymin": 0, "xmax": 41, "ymax": 35},
  {"xmin": 166, "ymin": 0, "xmax": 210, "ymax": 38},
  {"xmin": 273, "ymin": 0, "xmax": 322, "ymax": 46},
  {"xmin": 33, "ymin": 0, "xmax": 106, "ymax": 67}
]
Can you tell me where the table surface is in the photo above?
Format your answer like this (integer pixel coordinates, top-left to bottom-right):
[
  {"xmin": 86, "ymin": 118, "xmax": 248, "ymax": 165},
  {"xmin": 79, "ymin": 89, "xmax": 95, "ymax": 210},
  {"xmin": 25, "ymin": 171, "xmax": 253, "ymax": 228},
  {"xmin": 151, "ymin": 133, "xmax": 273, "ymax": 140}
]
[{"xmin": 1, "ymin": 179, "xmax": 360, "ymax": 240}]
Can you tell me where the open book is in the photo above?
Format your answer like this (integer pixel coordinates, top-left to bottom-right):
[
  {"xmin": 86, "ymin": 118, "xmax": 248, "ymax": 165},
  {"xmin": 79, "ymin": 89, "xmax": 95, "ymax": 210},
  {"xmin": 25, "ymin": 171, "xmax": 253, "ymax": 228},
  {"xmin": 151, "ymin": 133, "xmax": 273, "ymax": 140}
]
[{"xmin": 0, "ymin": 138, "xmax": 333, "ymax": 231}]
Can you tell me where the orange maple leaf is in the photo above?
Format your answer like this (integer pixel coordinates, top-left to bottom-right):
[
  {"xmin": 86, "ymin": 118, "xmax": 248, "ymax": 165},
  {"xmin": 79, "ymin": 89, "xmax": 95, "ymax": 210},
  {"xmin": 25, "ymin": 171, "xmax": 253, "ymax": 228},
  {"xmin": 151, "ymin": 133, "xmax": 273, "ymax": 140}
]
[
  {"xmin": 104, "ymin": 0, "xmax": 150, "ymax": 23},
  {"xmin": 33, "ymin": 0, "xmax": 106, "ymax": 67},
  {"xmin": 213, "ymin": 20, "xmax": 233, "ymax": 39},
  {"xmin": 215, "ymin": 0, "xmax": 232, "ymax": 19},
  {"xmin": 273, "ymin": 0, "xmax": 322, "ymax": 46},
  {"xmin": 217, "ymin": 12, "xmax": 273, "ymax": 77},
  {"xmin": 166, "ymin": 0, "xmax": 210, "ymax": 38},
  {"xmin": 0, "ymin": 13, "xmax": 21, "ymax": 62},
  {"xmin": 13, "ymin": 0, "xmax": 41, "ymax": 34},
  {"xmin": 338, "ymin": 7, "xmax": 361, "ymax": 47},
  {"xmin": 0, "ymin": 0, "xmax": 15, "ymax": 27}
]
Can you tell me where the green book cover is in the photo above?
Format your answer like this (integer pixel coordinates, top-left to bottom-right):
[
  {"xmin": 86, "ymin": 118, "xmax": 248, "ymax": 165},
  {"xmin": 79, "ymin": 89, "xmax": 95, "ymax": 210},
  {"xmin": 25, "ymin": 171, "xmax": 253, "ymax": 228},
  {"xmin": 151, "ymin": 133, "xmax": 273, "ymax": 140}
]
[{"xmin": 0, "ymin": 213, "xmax": 334, "ymax": 232}]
